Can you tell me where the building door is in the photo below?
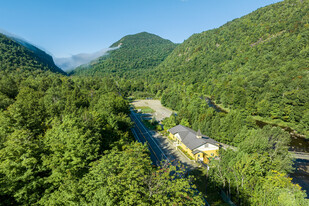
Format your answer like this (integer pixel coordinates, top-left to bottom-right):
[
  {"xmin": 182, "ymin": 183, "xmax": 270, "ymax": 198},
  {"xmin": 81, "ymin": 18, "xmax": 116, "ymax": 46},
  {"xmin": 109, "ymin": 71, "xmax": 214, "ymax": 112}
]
[{"xmin": 197, "ymin": 153, "xmax": 203, "ymax": 162}]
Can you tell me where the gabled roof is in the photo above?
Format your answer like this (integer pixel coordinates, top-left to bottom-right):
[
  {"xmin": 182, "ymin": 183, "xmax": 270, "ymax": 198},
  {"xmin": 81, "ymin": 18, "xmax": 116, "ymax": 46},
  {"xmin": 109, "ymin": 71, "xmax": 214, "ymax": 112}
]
[{"xmin": 168, "ymin": 125, "xmax": 218, "ymax": 150}]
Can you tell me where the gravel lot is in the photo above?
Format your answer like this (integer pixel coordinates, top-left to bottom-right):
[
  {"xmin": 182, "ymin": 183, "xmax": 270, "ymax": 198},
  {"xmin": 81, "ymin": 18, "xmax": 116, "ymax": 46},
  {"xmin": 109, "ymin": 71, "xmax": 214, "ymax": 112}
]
[{"xmin": 131, "ymin": 100, "xmax": 173, "ymax": 121}]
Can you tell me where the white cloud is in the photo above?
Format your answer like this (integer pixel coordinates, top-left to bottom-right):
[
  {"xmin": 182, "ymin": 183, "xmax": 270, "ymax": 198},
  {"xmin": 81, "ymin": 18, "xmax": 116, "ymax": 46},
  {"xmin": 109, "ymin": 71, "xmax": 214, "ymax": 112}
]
[
  {"xmin": 54, "ymin": 46, "xmax": 119, "ymax": 71},
  {"xmin": 0, "ymin": 28, "xmax": 52, "ymax": 55}
]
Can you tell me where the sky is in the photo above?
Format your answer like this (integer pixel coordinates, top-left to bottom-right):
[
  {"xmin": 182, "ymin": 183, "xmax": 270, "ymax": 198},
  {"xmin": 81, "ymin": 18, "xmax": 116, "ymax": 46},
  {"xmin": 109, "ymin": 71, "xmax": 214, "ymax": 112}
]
[{"xmin": 0, "ymin": 0, "xmax": 282, "ymax": 58}]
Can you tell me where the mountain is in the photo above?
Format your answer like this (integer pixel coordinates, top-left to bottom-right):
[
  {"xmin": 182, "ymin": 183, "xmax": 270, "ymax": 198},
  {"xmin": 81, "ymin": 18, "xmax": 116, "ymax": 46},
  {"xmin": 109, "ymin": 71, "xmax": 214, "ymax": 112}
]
[
  {"xmin": 71, "ymin": 32, "xmax": 177, "ymax": 76},
  {"xmin": 54, "ymin": 47, "xmax": 119, "ymax": 72},
  {"xmin": 138, "ymin": 0, "xmax": 308, "ymax": 135},
  {"xmin": 0, "ymin": 33, "xmax": 65, "ymax": 74}
]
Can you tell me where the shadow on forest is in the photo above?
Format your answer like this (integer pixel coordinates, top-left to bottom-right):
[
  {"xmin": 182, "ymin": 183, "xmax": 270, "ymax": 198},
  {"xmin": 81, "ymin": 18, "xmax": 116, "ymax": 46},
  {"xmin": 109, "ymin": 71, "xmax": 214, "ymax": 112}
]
[
  {"xmin": 291, "ymin": 159, "xmax": 309, "ymax": 198},
  {"xmin": 190, "ymin": 169, "xmax": 252, "ymax": 206}
]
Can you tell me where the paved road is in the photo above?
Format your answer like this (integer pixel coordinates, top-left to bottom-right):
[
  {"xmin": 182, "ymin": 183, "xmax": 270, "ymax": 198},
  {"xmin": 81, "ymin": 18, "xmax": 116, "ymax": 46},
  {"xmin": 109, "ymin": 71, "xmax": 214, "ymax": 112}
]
[
  {"xmin": 130, "ymin": 110, "xmax": 216, "ymax": 205},
  {"xmin": 130, "ymin": 109, "xmax": 200, "ymax": 170},
  {"xmin": 130, "ymin": 110, "xmax": 170, "ymax": 165}
]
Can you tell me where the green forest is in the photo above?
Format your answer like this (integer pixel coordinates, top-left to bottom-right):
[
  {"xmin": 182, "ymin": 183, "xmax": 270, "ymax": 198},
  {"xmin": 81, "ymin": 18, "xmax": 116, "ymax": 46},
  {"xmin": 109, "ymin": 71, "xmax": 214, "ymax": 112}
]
[
  {"xmin": 69, "ymin": 0, "xmax": 309, "ymax": 205},
  {"xmin": 0, "ymin": 34, "xmax": 65, "ymax": 75},
  {"xmin": 0, "ymin": 32, "xmax": 205, "ymax": 205},
  {"xmin": 0, "ymin": 71, "xmax": 205, "ymax": 205},
  {"xmin": 1, "ymin": 0, "xmax": 309, "ymax": 205},
  {"xmin": 152, "ymin": 0, "xmax": 309, "ymax": 136}
]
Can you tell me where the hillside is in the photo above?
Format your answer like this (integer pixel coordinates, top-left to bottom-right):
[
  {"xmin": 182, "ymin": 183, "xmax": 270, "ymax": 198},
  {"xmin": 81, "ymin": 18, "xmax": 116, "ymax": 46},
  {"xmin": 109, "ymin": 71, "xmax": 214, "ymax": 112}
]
[
  {"xmin": 139, "ymin": 0, "xmax": 309, "ymax": 136},
  {"xmin": 0, "ymin": 33, "xmax": 65, "ymax": 74},
  {"xmin": 72, "ymin": 32, "xmax": 177, "ymax": 77}
]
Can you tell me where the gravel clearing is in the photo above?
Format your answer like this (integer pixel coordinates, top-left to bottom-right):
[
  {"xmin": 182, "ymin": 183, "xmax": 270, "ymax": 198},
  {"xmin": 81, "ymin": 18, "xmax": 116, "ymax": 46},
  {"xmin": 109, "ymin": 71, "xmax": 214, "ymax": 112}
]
[{"xmin": 131, "ymin": 100, "xmax": 173, "ymax": 121}]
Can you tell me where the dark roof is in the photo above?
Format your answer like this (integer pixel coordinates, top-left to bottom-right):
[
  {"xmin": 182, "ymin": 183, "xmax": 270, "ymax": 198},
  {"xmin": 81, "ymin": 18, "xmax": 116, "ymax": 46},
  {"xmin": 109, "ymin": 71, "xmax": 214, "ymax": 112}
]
[{"xmin": 168, "ymin": 125, "xmax": 218, "ymax": 150}]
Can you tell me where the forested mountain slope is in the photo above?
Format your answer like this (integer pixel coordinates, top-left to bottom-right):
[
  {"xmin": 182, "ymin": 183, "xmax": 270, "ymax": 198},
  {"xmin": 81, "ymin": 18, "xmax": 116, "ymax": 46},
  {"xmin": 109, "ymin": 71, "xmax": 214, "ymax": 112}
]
[
  {"xmin": 72, "ymin": 32, "xmax": 177, "ymax": 77},
  {"xmin": 147, "ymin": 0, "xmax": 309, "ymax": 136},
  {"xmin": 0, "ymin": 33, "xmax": 65, "ymax": 74}
]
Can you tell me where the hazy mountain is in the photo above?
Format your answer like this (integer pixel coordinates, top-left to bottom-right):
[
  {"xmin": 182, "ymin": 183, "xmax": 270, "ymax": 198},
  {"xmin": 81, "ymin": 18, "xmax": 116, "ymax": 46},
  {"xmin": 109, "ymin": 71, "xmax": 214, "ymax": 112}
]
[
  {"xmin": 72, "ymin": 32, "xmax": 177, "ymax": 76},
  {"xmin": 0, "ymin": 31, "xmax": 65, "ymax": 74}
]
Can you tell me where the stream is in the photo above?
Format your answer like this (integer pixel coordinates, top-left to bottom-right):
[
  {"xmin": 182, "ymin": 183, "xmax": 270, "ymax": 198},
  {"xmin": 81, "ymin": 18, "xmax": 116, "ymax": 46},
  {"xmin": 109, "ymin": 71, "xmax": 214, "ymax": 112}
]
[
  {"xmin": 203, "ymin": 97, "xmax": 227, "ymax": 113},
  {"xmin": 203, "ymin": 97, "xmax": 309, "ymax": 152},
  {"xmin": 255, "ymin": 120, "xmax": 309, "ymax": 153}
]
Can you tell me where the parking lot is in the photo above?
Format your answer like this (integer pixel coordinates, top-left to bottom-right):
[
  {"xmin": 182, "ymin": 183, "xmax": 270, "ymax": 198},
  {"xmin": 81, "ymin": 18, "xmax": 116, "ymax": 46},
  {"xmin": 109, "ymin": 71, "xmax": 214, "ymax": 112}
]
[{"xmin": 131, "ymin": 99, "xmax": 173, "ymax": 121}]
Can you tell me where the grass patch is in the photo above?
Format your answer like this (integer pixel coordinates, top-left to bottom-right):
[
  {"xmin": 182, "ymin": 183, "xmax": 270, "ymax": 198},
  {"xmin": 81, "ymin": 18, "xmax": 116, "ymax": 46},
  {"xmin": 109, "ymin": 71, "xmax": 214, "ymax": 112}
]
[
  {"xmin": 177, "ymin": 146, "xmax": 195, "ymax": 160},
  {"xmin": 252, "ymin": 115, "xmax": 308, "ymax": 137},
  {"xmin": 253, "ymin": 115, "xmax": 292, "ymax": 128},
  {"xmin": 214, "ymin": 103, "xmax": 230, "ymax": 113},
  {"xmin": 136, "ymin": 106, "xmax": 155, "ymax": 114},
  {"xmin": 141, "ymin": 119, "xmax": 157, "ymax": 130}
]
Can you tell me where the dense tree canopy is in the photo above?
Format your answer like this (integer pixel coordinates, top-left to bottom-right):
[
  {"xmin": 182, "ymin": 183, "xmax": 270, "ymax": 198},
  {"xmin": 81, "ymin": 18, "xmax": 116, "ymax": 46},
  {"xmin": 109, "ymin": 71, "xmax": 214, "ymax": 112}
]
[
  {"xmin": 0, "ymin": 34, "xmax": 65, "ymax": 74},
  {"xmin": 0, "ymin": 71, "xmax": 205, "ymax": 205}
]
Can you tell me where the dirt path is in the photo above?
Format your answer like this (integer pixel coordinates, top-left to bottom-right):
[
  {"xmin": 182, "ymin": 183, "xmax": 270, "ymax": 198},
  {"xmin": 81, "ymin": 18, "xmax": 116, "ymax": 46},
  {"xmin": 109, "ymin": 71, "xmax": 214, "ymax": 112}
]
[{"xmin": 131, "ymin": 100, "xmax": 173, "ymax": 121}]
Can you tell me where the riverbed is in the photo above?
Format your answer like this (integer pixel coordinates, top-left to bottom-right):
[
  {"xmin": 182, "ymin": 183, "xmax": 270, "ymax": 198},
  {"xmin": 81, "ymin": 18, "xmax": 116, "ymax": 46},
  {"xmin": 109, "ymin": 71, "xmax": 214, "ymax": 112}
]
[
  {"xmin": 255, "ymin": 119, "xmax": 309, "ymax": 152},
  {"xmin": 203, "ymin": 96, "xmax": 309, "ymax": 152}
]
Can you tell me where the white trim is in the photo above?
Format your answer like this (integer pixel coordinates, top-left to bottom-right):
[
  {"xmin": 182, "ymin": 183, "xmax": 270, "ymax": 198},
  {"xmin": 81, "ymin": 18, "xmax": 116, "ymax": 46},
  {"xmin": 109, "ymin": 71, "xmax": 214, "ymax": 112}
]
[
  {"xmin": 194, "ymin": 143, "xmax": 219, "ymax": 152},
  {"xmin": 175, "ymin": 133, "xmax": 182, "ymax": 141}
]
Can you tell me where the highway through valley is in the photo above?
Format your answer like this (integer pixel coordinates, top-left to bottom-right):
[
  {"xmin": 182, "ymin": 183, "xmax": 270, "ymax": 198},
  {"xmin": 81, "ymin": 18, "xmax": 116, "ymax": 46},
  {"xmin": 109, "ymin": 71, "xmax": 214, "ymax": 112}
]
[{"xmin": 130, "ymin": 109, "xmax": 211, "ymax": 205}]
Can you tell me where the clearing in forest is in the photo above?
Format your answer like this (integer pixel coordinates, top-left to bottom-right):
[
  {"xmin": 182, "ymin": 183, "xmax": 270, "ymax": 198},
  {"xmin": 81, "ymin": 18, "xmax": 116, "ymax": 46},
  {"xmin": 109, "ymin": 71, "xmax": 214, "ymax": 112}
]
[{"xmin": 131, "ymin": 100, "xmax": 173, "ymax": 121}]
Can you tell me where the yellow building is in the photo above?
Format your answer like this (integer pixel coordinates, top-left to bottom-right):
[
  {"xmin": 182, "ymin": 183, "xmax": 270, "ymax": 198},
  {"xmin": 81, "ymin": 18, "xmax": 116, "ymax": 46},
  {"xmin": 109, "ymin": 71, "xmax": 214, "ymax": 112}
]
[{"xmin": 168, "ymin": 125, "xmax": 220, "ymax": 164}]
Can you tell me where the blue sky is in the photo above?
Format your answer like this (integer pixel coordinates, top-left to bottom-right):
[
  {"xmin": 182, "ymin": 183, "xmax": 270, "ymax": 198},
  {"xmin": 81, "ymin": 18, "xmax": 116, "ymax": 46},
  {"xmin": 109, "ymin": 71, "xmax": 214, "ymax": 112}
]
[{"xmin": 0, "ymin": 0, "xmax": 282, "ymax": 57}]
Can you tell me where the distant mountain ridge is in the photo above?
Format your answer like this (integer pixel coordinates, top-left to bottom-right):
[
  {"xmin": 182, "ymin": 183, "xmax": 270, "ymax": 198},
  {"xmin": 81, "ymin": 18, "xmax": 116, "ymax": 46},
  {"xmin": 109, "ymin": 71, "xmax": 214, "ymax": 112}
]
[
  {"xmin": 0, "ymin": 32, "xmax": 65, "ymax": 74},
  {"xmin": 72, "ymin": 32, "xmax": 177, "ymax": 76}
]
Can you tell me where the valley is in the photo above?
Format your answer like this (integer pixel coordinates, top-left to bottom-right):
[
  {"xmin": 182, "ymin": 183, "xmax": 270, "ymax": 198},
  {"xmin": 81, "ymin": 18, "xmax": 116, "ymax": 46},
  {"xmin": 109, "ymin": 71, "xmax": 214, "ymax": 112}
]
[{"xmin": 0, "ymin": 0, "xmax": 308, "ymax": 205}]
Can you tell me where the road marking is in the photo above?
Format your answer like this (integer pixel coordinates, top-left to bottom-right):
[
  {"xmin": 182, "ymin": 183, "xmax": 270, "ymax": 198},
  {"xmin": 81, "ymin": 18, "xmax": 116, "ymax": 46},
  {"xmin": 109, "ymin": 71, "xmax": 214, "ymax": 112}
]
[
  {"xmin": 130, "ymin": 116, "xmax": 161, "ymax": 163},
  {"xmin": 134, "ymin": 122, "xmax": 161, "ymax": 163},
  {"xmin": 131, "ymin": 111, "xmax": 169, "ymax": 162},
  {"xmin": 131, "ymin": 127, "xmax": 141, "ymax": 142},
  {"xmin": 131, "ymin": 112, "xmax": 169, "ymax": 160}
]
